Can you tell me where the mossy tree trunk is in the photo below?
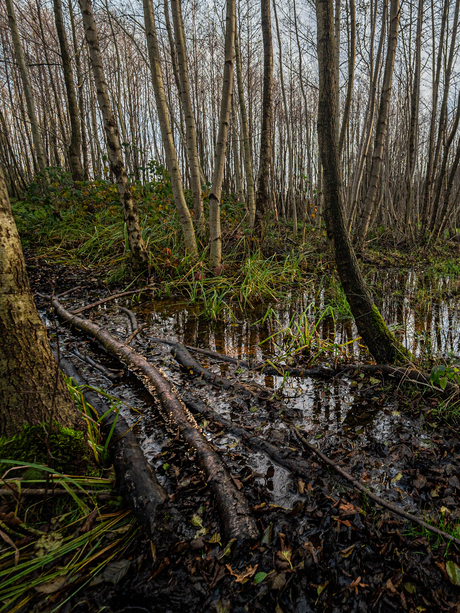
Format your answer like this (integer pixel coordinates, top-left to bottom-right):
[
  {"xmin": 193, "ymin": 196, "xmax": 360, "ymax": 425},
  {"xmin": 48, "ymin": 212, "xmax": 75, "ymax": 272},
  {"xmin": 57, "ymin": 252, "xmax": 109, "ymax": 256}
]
[
  {"xmin": 316, "ymin": 0, "xmax": 410, "ymax": 365},
  {"xmin": 0, "ymin": 164, "xmax": 76, "ymax": 438}
]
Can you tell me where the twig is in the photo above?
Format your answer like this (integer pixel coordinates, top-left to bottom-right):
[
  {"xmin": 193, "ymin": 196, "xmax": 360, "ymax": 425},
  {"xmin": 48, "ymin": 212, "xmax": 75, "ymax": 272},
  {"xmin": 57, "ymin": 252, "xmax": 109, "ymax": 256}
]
[
  {"xmin": 126, "ymin": 323, "xmax": 147, "ymax": 345},
  {"xmin": 72, "ymin": 347, "xmax": 121, "ymax": 381},
  {"xmin": 293, "ymin": 427, "xmax": 460, "ymax": 548},
  {"xmin": 71, "ymin": 289, "xmax": 149, "ymax": 315},
  {"xmin": 0, "ymin": 488, "xmax": 113, "ymax": 497}
]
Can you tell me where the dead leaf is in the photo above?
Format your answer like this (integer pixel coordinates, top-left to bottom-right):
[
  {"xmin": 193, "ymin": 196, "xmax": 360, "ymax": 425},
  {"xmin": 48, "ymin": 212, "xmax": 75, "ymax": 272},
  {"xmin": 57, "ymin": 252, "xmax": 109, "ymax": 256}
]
[
  {"xmin": 413, "ymin": 474, "xmax": 427, "ymax": 489},
  {"xmin": 446, "ymin": 561, "xmax": 460, "ymax": 586},
  {"xmin": 230, "ymin": 474, "xmax": 243, "ymax": 490},
  {"xmin": 35, "ymin": 577, "xmax": 67, "ymax": 594},
  {"xmin": 225, "ymin": 563, "xmax": 258, "ymax": 584},
  {"xmin": 340, "ymin": 544, "xmax": 355, "ymax": 558},
  {"xmin": 0, "ymin": 529, "xmax": 19, "ymax": 566},
  {"xmin": 348, "ymin": 576, "xmax": 369, "ymax": 594},
  {"xmin": 298, "ymin": 479, "xmax": 305, "ymax": 494},
  {"xmin": 271, "ymin": 572, "xmax": 287, "ymax": 590},
  {"xmin": 80, "ymin": 508, "xmax": 98, "ymax": 534},
  {"xmin": 339, "ymin": 502, "xmax": 359, "ymax": 516},
  {"xmin": 449, "ymin": 475, "xmax": 460, "ymax": 489}
]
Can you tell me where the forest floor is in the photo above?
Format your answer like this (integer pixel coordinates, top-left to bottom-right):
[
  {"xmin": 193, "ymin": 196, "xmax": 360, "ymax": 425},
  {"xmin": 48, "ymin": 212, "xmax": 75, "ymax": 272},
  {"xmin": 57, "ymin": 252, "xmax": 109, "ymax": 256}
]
[{"xmin": 2, "ymin": 242, "xmax": 460, "ymax": 613}]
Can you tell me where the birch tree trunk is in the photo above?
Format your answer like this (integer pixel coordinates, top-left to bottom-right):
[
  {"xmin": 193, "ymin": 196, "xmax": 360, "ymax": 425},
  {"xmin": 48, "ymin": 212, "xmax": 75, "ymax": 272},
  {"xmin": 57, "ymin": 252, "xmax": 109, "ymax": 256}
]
[
  {"xmin": 254, "ymin": 0, "xmax": 273, "ymax": 235},
  {"xmin": 0, "ymin": 164, "xmax": 76, "ymax": 437},
  {"xmin": 54, "ymin": 0, "xmax": 84, "ymax": 181},
  {"xmin": 79, "ymin": 0, "xmax": 148, "ymax": 267},
  {"xmin": 209, "ymin": 0, "xmax": 236, "ymax": 269},
  {"xmin": 316, "ymin": 0, "xmax": 410, "ymax": 365},
  {"xmin": 355, "ymin": 0, "xmax": 400, "ymax": 245},
  {"xmin": 235, "ymin": 24, "xmax": 256, "ymax": 228},
  {"xmin": 5, "ymin": 0, "xmax": 46, "ymax": 173},
  {"xmin": 170, "ymin": 0, "xmax": 204, "ymax": 230},
  {"xmin": 142, "ymin": 0, "xmax": 197, "ymax": 255}
]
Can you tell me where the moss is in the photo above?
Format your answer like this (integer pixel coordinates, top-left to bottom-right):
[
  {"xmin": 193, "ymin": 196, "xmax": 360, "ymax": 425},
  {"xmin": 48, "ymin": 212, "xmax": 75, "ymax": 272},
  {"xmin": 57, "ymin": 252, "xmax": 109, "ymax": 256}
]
[
  {"xmin": 370, "ymin": 304, "xmax": 413, "ymax": 365},
  {"xmin": 0, "ymin": 421, "xmax": 100, "ymax": 476}
]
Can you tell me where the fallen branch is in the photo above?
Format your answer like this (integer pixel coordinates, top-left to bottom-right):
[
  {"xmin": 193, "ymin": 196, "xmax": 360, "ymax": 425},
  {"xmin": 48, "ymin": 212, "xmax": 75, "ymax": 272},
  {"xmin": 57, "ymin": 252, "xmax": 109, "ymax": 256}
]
[
  {"xmin": 185, "ymin": 393, "xmax": 460, "ymax": 549},
  {"xmin": 60, "ymin": 358, "xmax": 166, "ymax": 538},
  {"xmin": 294, "ymin": 427, "xmax": 460, "ymax": 548},
  {"xmin": 54, "ymin": 299, "xmax": 258, "ymax": 543},
  {"xmin": 72, "ymin": 347, "xmax": 121, "ymax": 381},
  {"xmin": 71, "ymin": 289, "xmax": 149, "ymax": 315},
  {"xmin": 170, "ymin": 343, "xmax": 297, "ymax": 419}
]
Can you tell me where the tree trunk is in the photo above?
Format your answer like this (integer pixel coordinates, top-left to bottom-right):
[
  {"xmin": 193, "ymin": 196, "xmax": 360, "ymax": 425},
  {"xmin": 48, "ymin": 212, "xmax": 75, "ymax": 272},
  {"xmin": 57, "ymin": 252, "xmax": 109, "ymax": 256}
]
[
  {"xmin": 170, "ymin": 0, "xmax": 204, "ymax": 230},
  {"xmin": 0, "ymin": 164, "xmax": 75, "ymax": 437},
  {"xmin": 209, "ymin": 0, "xmax": 236, "ymax": 269},
  {"xmin": 54, "ymin": 0, "xmax": 84, "ymax": 181},
  {"xmin": 79, "ymin": 0, "xmax": 148, "ymax": 268},
  {"xmin": 142, "ymin": 0, "xmax": 197, "ymax": 255},
  {"xmin": 5, "ymin": 0, "xmax": 47, "ymax": 173},
  {"xmin": 235, "ymin": 24, "xmax": 256, "ymax": 228},
  {"xmin": 316, "ymin": 0, "xmax": 410, "ymax": 365},
  {"xmin": 355, "ymin": 0, "xmax": 400, "ymax": 244},
  {"xmin": 254, "ymin": 0, "xmax": 273, "ymax": 236}
]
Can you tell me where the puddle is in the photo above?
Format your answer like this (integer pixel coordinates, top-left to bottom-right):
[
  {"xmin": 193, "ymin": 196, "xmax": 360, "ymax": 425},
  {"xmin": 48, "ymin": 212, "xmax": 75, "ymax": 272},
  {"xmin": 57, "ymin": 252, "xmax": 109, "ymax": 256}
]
[{"xmin": 50, "ymin": 266, "xmax": 458, "ymax": 509}]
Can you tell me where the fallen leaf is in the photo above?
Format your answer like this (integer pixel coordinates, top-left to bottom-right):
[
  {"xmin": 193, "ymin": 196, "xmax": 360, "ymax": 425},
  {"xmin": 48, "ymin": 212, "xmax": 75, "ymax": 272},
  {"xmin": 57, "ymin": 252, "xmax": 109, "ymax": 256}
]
[
  {"xmin": 403, "ymin": 582, "xmax": 417, "ymax": 594},
  {"xmin": 446, "ymin": 560, "xmax": 460, "ymax": 586},
  {"xmin": 413, "ymin": 474, "xmax": 427, "ymax": 489},
  {"xmin": 391, "ymin": 472, "xmax": 403, "ymax": 484},
  {"xmin": 271, "ymin": 572, "xmax": 287, "ymax": 590},
  {"xmin": 226, "ymin": 564, "xmax": 258, "ymax": 583},
  {"xmin": 35, "ymin": 577, "xmax": 67, "ymax": 594},
  {"xmin": 317, "ymin": 580, "xmax": 330, "ymax": 596},
  {"xmin": 254, "ymin": 571, "xmax": 267, "ymax": 584},
  {"xmin": 340, "ymin": 544, "xmax": 355, "ymax": 558}
]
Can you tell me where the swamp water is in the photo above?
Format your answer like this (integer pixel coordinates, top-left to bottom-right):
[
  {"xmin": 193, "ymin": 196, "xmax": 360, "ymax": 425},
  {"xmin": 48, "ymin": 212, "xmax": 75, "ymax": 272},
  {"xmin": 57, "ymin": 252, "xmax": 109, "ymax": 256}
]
[{"xmin": 57, "ymin": 267, "xmax": 460, "ymax": 510}]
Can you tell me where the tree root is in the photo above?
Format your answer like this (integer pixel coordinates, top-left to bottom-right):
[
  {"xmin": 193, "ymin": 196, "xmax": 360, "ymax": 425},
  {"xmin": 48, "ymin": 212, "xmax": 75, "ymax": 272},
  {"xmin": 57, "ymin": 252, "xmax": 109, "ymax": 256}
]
[
  {"xmin": 60, "ymin": 358, "xmax": 166, "ymax": 538},
  {"xmin": 53, "ymin": 298, "xmax": 259, "ymax": 543}
]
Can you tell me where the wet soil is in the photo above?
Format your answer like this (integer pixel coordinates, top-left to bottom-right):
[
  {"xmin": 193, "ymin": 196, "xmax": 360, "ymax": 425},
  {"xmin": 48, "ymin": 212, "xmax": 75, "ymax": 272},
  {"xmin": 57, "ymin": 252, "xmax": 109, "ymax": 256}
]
[{"xmin": 18, "ymin": 255, "xmax": 460, "ymax": 611}]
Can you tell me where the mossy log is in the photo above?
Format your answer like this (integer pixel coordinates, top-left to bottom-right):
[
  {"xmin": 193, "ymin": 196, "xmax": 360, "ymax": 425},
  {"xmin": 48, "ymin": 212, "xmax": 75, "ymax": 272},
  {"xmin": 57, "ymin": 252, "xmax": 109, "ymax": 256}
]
[{"xmin": 53, "ymin": 298, "xmax": 258, "ymax": 543}]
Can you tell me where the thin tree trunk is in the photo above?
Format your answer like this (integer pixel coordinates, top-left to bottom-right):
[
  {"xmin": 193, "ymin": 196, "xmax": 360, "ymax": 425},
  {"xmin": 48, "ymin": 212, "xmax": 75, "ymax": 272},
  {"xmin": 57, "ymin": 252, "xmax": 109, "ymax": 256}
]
[
  {"xmin": 235, "ymin": 23, "xmax": 255, "ymax": 227},
  {"xmin": 338, "ymin": 0, "xmax": 355, "ymax": 158},
  {"xmin": 170, "ymin": 0, "xmax": 204, "ymax": 229},
  {"xmin": 254, "ymin": 0, "xmax": 273, "ymax": 235},
  {"xmin": 273, "ymin": 0, "xmax": 295, "ymax": 233},
  {"xmin": 209, "ymin": 0, "xmax": 236, "ymax": 269},
  {"xmin": 54, "ymin": 0, "xmax": 84, "ymax": 181},
  {"xmin": 355, "ymin": 0, "xmax": 400, "ymax": 245},
  {"xmin": 404, "ymin": 0, "xmax": 423, "ymax": 235},
  {"xmin": 79, "ymin": 0, "xmax": 148, "ymax": 267},
  {"xmin": 142, "ymin": 0, "xmax": 197, "ymax": 255},
  {"xmin": 5, "ymin": 0, "xmax": 46, "ymax": 172},
  {"xmin": 316, "ymin": 0, "xmax": 410, "ymax": 365}
]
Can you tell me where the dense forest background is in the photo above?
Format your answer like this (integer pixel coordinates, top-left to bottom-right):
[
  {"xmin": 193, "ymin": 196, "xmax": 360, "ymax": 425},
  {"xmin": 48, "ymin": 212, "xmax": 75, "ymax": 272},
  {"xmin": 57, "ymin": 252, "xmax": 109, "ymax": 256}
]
[{"xmin": 1, "ymin": 0, "xmax": 460, "ymax": 246}]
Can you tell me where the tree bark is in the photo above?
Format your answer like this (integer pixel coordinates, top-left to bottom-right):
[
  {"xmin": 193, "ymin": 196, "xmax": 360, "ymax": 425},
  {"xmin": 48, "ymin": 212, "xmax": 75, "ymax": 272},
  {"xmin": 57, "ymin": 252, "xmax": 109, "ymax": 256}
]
[
  {"xmin": 54, "ymin": 0, "xmax": 84, "ymax": 181},
  {"xmin": 209, "ymin": 0, "xmax": 236, "ymax": 269},
  {"xmin": 355, "ymin": 0, "xmax": 400, "ymax": 244},
  {"xmin": 0, "ymin": 164, "xmax": 75, "ymax": 437},
  {"xmin": 316, "ymin": 0, "xmax": 410, "ymax": 365},
  {"xmin": 254, "ymin": 0, "xmax": 273, "ymax": 236},
  {"xmin": 142, "ymin": 0, "xmax": 197, "ymax": 255},
  {"xmin": 235, "ymin": 24, "xmax": 256, "ymax": 228},
  {"xmin": 5, "ymin": 0, "xmax": 47, "ymax": 173},
  {"xmin": 79, "ymin": 0, "xmax": 148, "ymax": 268},
  {"xmin": 170, "ymin": 0, "xmax": 204, "ymax": 229}
]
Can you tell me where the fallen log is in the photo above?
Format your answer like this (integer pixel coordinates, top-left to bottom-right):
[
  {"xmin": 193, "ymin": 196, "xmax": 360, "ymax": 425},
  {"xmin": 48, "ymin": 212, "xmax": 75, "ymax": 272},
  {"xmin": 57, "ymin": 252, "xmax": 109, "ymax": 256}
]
[
  {"xmin": 53, "ymin": 299, "xmax": 258, "ymax": 543},
  {"xmin": 60, "ymin": 358, "xmax": 166, "ymax": 538}
]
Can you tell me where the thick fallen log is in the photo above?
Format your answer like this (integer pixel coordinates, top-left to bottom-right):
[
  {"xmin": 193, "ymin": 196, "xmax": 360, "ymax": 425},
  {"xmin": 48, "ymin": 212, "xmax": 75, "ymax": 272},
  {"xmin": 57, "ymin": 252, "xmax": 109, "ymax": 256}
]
[
  {"xmin": 53, "ymin": 298, "xmax": 258, "ymax": 543},
  {"xmin": 60, "ymin": 358, "xmax": 166, "ymax": 538}
]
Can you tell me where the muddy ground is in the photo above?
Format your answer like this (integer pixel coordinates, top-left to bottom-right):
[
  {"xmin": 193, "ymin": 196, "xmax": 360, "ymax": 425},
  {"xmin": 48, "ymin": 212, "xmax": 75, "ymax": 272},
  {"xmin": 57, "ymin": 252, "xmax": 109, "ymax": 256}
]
[{"xmin": 7, "ymin": 255, "xmax": 460, "ymax": 612}]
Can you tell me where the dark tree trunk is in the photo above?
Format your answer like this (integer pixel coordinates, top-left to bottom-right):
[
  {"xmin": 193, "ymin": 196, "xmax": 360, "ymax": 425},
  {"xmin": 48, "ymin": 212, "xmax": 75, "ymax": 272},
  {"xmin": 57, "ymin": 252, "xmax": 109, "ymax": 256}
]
[
  {"xmin": 254, "ymin": 0, "xmax": 273, "ymax": 235},
  {"xmin": 315, "ymin": 0, "xmax": 410, "ymax": 365}
]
